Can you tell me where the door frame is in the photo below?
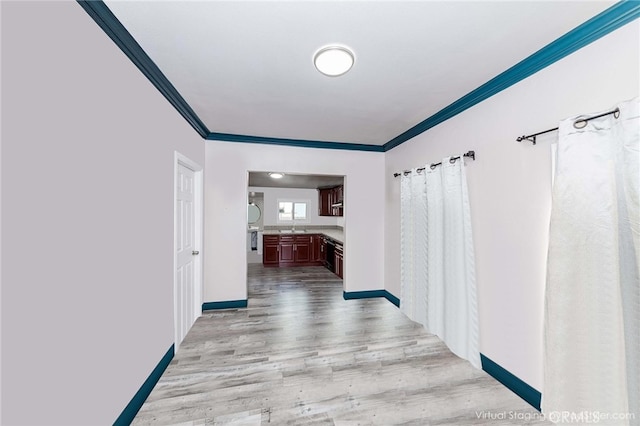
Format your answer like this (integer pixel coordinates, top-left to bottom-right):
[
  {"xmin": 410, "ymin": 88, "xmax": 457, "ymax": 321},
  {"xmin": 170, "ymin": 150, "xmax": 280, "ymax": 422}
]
[
  {"xmin": 173, "ymin": 151, "xmax": 204, "ymax": 350},
  {"xmin": 245, "ymin": 170, "xmax": 347, "ymax": 294}
]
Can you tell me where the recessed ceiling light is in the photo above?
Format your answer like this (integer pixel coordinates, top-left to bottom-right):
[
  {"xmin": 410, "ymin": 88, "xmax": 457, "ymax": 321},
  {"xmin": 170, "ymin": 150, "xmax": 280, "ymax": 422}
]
[
  {"xmin": 269, "ymin": 172, "xmax": 284, "ymax": 179},
  {"xmin": 314, "ymin": 45, "xmax": 355, "ymax": 77}
]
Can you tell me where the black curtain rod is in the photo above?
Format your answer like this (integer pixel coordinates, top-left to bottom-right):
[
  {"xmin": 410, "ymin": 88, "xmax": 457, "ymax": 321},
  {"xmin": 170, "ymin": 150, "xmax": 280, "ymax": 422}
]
[
  {"xmin": 393, "ymin": 150, "xmax": 475, "ymax": 177},
  {"xmin": 516, "ymin": 108, "xmax": 620, "ymax": 145}
]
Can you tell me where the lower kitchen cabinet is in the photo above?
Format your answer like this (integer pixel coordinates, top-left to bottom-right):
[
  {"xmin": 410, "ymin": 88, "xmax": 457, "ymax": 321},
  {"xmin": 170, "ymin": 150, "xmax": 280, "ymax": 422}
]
[
  {"xmin": 293, "ymin": 235, "xmax": 311, "ymax": 262},
  {"xmin": 262, "ymin": 234, "xmax": 343, "ymax": 278},
  {"xmin": 335, "ymin": 243, "xmax": 344, "ymax": 279},
  {"xmin": 311, "ymin": 234, "xmax": 324, "ymax": 262},
  {"xmin": 263, "ymin": 234, "xmax": 324, "ymax": 267},
  {"xmin": 263, "ymin": 235, "xmax": 280, "ymax": 265},
  {"xmin": 320, "ymin": 238, "xmax": 327, "ymax": 263},
  {"xmin": 279, "ymin": 242, "xmax": 295, "ymax": 263}
]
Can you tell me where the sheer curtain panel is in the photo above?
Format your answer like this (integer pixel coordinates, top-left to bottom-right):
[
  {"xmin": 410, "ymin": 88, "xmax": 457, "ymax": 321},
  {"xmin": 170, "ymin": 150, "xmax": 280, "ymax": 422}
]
[
  {"xmin": 543, "ymin": 97, "xmax": 639, "ymax": 425},
  {"xmin": 400, "ymin": 157, "xmax": 480, "ymax": 369}
]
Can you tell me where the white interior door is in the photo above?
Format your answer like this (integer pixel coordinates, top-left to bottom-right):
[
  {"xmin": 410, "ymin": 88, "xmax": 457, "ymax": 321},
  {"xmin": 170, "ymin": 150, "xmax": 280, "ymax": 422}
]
[{"xmin": 174, "ymin": 154, "xmax": 203, "ymax": 350}]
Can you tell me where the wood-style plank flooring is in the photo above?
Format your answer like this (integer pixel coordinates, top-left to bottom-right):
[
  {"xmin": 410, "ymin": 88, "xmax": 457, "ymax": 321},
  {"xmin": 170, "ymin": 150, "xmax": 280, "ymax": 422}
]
[{"xmin": 133, "ymin": 265, "xmax": 550, "ymax": 425}]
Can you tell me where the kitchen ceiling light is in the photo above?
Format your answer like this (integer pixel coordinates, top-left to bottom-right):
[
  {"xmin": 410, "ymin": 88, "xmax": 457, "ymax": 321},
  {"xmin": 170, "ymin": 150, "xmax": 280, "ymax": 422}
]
[
  {"xmin": 314, "ymin": 46, "xmax": 354, "ymax": 77},
  {"xmin": 269, "ymin": 172, "xmax": 284, "ymax": 179}
]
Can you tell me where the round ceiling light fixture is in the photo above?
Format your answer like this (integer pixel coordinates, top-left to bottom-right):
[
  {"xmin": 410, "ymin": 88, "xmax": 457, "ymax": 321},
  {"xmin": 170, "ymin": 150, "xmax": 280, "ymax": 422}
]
[
  {"xmin": 313, "ymin": 45, "xmax": 355, "ymax": 77},
  {"xmin": 269, "ymin": 172, "xmax": 284, "ymax": 179}
]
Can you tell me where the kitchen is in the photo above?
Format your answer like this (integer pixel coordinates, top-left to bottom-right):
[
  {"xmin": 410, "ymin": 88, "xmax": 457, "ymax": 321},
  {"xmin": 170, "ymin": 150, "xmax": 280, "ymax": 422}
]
[{"xmin": 247, "ymin": 172, "xmax": 345, "ymax": 279}]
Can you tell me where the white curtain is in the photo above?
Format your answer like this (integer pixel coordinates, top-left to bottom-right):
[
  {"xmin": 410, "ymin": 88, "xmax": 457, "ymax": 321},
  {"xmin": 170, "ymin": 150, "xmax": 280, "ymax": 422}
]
[
  {"xmin": 543, "ymin": 97, "xmax": 639, "ymax": 425},
  {"xmin": 401, "ymin": 157, "xmax": 480, "ymax": 369}
]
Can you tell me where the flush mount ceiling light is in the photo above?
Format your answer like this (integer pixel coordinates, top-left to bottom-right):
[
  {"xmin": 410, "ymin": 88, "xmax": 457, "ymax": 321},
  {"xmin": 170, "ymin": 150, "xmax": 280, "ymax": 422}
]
[
  {"xmin": 313, "ymin": 45, "xmax": 355, "ymax": 77},
  {"xmin": 269, "ymin": 172, "xmax": 284, "ymax": 179}
]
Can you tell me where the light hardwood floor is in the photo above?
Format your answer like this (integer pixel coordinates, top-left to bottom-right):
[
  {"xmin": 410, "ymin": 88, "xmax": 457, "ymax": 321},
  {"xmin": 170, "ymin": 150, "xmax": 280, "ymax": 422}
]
[{"xmin": 133, "ymin": 265, "xmax": 550, "ymax": 425}]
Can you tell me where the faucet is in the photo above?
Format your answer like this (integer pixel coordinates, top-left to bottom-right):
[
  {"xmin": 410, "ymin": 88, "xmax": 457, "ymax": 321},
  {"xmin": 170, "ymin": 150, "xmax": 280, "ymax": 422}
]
[{"xmin": 292, "ymin": 223, "xmax": 296, "ymax": 232}]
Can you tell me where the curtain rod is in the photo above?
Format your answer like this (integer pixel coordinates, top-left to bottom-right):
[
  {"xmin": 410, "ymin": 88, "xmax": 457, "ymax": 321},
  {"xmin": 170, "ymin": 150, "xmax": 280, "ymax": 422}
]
[
  {"xmin": 393, "ymin": 150, "xmax": 476, "ymax": 177},
  {"xmin": 516, "ymin": 108, "xmax": 620, "ymax": 145}
]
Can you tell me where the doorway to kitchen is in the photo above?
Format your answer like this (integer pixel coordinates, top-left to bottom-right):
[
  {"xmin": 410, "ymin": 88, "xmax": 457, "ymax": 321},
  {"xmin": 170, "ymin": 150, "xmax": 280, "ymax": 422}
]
[{"xmin": 246, "ymin": 171, "xmax": 345, "ymax": 296}]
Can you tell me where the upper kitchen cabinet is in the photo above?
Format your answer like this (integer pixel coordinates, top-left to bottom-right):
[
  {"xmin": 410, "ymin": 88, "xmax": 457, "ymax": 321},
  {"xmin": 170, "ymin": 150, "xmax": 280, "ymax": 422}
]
[
  {"xmin": 319, "ymin": 188, "xmax": 333, "ymax": 216},
  {"xmin": 318, "ymin": 185, "xmax": 343, "ymax": 217},
  {"xmin": 331, "ymin": 186, "xmax": 343, "ymax": 216}
]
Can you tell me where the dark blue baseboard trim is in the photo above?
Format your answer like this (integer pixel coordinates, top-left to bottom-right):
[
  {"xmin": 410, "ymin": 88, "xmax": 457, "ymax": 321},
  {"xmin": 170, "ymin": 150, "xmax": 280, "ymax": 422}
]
[
  {"xmin": 384, "ymin": 291, "xmax": 400, "ymax": 307},
  {"xmin": 202, "ymin": 299, "xmax": 248, "ymax": 310},
  {"xmin": 343, "ymin": 289, "xmax": 386, "ymax": 300},
  {"xmin": 480, "ymin": 353, "xmax": 541, "ymax": 411},
  {"xmin": 114, "ymin": 344, "xmax": 175, "ymax": 425},
  {"xmin": 343, "ymin": 290, "xmax": 400, "ymax": 308}
]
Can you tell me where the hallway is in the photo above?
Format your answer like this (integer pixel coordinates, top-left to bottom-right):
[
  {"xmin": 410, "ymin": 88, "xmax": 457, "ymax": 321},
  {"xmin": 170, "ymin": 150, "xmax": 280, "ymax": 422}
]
[{"xmin": 133, "ymin": 265, "xmax": 549, "ymax": 425}]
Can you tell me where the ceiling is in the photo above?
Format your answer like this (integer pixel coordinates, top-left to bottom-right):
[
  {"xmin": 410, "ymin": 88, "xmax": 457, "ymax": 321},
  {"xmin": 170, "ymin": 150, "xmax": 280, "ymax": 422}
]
[
  {"xmin": 249, "ymin": 172, "xmax": 344, "ymax": 189},
  {"xmin": 103, "ymin": 1, "xmax": 615, "ymax": 147}
]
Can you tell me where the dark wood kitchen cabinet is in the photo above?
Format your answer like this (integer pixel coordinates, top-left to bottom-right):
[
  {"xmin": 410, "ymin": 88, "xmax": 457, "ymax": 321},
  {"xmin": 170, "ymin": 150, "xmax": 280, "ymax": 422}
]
[
  {"xmin": 263, "ymin": 235, "xmax": 280, "ymax": 265},
  {"xmin": 331, "ymin": 186, "xmax": 344, "ymax": 216},
  {"xmin": 293, "ymin": 235, "xmax": 311, "ymax": 262},
  {"xmin": 335, "ymin": 185, "xmax": 343, "ymax": 202},
  {"xmin": 263, "ymin": 233, "xmax": 344, "ymax": 278},
  {"xmin": 335, "ymin": 242, "xmax": 344, "ymax": 278},
  {"xmin": 263, "ymin": 234, "xmax": 324, "ymax": 267},
  {"xmin": 318, "ymin": 185, "xmax": 343, "ymax": 217},
  {"xmin": 312, "ymin": 235, "xmax": 324, "ymax": 262},
  {"xmin": 278, "ymin": 236, "xmax": 295, "ymax": 264},
  {"xmin": 318, "ymin": 188, "xmax": 333, "ymax": 216},
  {"xmin": 321, "ymin": 238, "xmax": 327, "ymax": 263}
]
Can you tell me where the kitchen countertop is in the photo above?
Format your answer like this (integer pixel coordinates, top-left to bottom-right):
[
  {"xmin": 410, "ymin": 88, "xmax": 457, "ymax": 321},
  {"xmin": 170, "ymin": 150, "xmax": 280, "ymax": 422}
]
[{"xmin": 261, "ymin": 228, "xmax": 344, "ymax": 244}]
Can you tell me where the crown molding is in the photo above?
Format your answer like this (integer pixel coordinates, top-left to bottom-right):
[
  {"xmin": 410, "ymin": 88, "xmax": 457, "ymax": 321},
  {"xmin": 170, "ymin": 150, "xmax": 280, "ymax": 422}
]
[
  {"xmin": 207, "ymin": 133, "xmax": 385, "ymax": 152},
  {"xmin": 78, "ymin": 1, "xmax": 639, "ymax": 153},
  {"xmin": 383, "ymin": 1, "xmax": 640, "ymax": 151},
  {"xmin": 77, "ymin": 1, "xmax": 210, "ymax": 138}
]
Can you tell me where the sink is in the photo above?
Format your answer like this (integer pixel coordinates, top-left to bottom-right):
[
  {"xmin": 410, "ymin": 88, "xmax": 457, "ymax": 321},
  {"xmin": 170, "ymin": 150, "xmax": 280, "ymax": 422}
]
[{"xmin": 280, "ymin": 229, "xmax": 306, "ymax": 234}]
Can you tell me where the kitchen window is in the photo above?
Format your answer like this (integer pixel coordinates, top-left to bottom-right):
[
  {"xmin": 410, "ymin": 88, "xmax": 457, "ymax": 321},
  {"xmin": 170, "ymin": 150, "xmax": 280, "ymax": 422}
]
[{"xmin": 278, "ymin": 200, "xmax": 309, "ymax": 223}]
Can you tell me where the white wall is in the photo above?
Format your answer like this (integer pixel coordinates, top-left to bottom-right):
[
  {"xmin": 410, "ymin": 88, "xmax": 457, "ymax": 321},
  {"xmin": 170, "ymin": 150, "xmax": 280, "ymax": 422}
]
[
  {"xmin": 1, "ymin": 2, "xmax": 204, "ymax": 425},
  {"xmin": 385, "ymin": 21, "xmax": 640, "ymax": 391},
  {"xmin": 205, "ymin": 142, "xmax": 384, "ymax": 302},
  {"xmin": 248, "ymin": 186, "xmax": 340, "ymax": 227}
]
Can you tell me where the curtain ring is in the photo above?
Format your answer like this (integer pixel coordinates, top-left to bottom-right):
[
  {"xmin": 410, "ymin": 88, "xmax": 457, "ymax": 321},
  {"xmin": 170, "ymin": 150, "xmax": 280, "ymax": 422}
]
[
  {"xmin": 449, "ymin": 157, "xmax": 457, "ymax": 164},
  {"xmin": 613, "ymin": 108, "xmax": 620, "ymax": 119},
  {"xmin": 430, "ymin": 164, "xmax": 437, "ymax": 170},
  {"xmin": 573, "ymin": 119, "xmax": 587, "ymax": 129}
]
